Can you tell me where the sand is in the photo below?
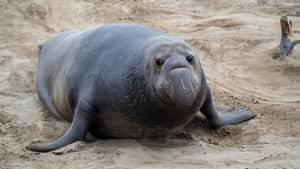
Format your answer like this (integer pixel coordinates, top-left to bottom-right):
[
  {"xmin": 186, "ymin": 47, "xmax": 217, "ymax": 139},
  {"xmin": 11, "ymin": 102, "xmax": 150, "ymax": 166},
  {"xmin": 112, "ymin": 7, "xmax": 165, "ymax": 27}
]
[{"xmin": 0, "ymin": 0, "xmax": 300, "ymax": 168}]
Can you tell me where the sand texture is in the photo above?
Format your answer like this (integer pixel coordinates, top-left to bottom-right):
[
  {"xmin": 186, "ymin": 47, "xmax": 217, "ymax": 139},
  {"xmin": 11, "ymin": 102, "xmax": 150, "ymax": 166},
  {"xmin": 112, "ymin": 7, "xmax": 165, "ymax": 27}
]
[{"xmin": 1, "ymin": 0, "xmax": 300, "ymax": 168}]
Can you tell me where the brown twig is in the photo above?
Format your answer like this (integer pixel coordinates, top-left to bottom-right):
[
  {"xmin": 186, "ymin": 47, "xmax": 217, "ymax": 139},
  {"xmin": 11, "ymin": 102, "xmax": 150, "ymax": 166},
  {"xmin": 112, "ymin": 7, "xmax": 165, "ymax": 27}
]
[{"xmin": 273, "ymin": 16, "xmax": 300, "ymax": 59}]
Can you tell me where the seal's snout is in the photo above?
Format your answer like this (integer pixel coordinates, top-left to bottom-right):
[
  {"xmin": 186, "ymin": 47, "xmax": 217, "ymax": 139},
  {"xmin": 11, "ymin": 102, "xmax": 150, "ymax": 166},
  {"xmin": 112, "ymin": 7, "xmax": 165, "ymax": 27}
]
[
  {"xmin": 156, "ymin": 64, "xmax": 201, "ymax": 108},
  {"xmin": 168, "ymin": 67, "xmax": 200, "ymax": 107}
]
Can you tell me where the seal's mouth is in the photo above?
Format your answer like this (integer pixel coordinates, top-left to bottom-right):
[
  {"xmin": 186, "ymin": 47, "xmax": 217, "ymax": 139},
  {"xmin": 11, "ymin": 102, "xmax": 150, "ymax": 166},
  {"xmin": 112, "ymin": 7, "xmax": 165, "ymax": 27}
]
[
  {"xmin": 153, "ymin": 84, "xmax": 174, "ymax": 106},
  {"xmin": 169, "ymin": 64, "xmax": 188, "ymax": 72},
  {"xmin": 158, "ymin": 93, "xmax": 175, "ymax": 106}
]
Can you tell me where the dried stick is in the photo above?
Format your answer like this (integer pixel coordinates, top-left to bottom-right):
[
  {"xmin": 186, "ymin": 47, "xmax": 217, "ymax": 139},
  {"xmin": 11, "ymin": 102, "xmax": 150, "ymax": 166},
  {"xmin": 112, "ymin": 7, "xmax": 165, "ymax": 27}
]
[{"xmin": 273, "ymin": 16, "xmax": 300, "ymax": 59}]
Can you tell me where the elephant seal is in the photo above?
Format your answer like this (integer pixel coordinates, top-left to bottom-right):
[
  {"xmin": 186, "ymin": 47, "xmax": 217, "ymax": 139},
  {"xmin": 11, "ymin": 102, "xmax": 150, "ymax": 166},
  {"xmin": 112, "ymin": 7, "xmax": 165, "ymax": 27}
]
[{"xmin": 27, "ymin": 23, "xmax": 256, "ymax": 152}]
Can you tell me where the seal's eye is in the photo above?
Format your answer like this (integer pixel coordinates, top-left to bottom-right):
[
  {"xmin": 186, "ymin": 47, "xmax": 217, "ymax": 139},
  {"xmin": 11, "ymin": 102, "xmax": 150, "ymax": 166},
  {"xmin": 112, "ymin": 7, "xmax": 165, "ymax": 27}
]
[
  {"xmin": 156, "ymin": 58, "xmax": 164, "ymax": 66},
  {"xmin": 186, "ymin": 55, "xmax": 193, "ymax": 63}
]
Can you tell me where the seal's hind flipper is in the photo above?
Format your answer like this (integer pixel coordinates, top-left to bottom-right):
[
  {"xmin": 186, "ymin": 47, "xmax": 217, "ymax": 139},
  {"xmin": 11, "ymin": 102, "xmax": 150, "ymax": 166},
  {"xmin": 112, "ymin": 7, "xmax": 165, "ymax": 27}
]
[{"xmin": 26, "ymin": 100, "xmax": 94, "ymax": 152}]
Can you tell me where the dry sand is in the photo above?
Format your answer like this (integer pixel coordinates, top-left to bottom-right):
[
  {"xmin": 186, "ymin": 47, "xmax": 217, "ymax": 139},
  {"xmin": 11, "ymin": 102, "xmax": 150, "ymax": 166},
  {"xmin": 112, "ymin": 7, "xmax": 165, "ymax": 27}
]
[{"xmin": 1, "ymin": 0, "xmax": 300, "ymax": 168}]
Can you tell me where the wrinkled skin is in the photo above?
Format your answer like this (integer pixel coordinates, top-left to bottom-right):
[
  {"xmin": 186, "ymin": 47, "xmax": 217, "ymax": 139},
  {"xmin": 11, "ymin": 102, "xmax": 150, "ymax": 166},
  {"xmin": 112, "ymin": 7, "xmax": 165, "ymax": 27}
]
[
  {"xmin": 27, "ymin": 24, "xmax": 256, "ymax": 152},
  {"xmin": 145, "ymin": 36, "xmax": 202, "ymax": 108}
]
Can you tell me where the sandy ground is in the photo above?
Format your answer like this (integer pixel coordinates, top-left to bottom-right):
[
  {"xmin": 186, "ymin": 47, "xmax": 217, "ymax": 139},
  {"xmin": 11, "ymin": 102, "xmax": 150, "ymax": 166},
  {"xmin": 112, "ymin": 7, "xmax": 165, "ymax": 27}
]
[{"xmin": 1, "ymin": 0, "xmax": 300, "ymax": 168}]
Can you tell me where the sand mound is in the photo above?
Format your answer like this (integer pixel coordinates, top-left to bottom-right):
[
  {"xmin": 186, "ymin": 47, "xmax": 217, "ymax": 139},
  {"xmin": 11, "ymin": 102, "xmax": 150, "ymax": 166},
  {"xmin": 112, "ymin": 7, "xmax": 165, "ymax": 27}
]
[{"xmin": 1, "ymin": 0, "xmax": 300, "ymax": 168}]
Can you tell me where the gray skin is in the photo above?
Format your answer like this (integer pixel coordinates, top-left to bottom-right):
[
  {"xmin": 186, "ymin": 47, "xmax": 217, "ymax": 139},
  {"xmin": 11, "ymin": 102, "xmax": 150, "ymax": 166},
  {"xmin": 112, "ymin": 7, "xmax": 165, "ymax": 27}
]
[{"xmin": 26, "ymin": 23, "xmax": 256, "ymax": 152}]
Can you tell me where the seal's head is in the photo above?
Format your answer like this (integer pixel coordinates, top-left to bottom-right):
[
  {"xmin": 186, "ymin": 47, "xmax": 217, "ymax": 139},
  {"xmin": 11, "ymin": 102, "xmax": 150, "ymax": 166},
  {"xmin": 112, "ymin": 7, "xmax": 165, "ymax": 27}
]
[{"xmin": 144, "ymin": 36, "xmax": 203, "ymax": 110}]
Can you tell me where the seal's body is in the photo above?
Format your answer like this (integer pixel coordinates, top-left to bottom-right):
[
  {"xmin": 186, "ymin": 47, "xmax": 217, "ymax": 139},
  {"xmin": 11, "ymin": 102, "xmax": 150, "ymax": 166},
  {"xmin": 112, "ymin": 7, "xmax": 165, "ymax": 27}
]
[{"xmin": 27, "ymin": 24, "xmax": 256, "ymax": 152}]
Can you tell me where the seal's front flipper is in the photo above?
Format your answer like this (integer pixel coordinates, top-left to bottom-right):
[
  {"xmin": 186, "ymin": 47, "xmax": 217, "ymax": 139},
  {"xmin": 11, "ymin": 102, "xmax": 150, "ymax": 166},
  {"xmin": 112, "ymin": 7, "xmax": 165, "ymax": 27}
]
[
  {"xmin": 26, "ymin": 101, "xmax": 94, "ymax": 152},
  {"xmin": 200, "ymin": 87, "xmax": 256, "ymax": 129},
  {"xmin": 215, "ymin": 107, "xmax": 256, "ymax": 128}
]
